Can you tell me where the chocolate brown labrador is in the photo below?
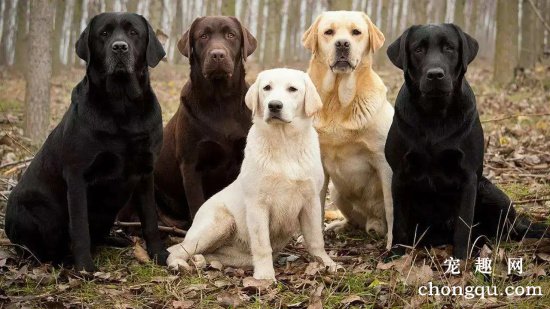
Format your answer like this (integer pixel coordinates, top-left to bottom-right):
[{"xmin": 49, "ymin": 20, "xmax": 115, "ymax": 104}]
[{"xmin": 154, "ymin": 17, "xmax": 257, "ymax": 227}]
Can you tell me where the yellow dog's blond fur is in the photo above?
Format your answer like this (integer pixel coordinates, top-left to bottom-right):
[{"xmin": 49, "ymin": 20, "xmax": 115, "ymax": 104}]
[{"xmin": 303, "ymin": 11, "xmax": 394, "ymax": 249}]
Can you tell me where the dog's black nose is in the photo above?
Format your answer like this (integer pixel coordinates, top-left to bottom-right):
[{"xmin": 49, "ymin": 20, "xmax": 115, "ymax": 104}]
[
  {"xmin": 426, "ymin": 68, "xmax": 445, "ymax": 80},
  {"xmin": 210, "ymin": 49, "xmax": 227, "ymax": 62},
  {"xmin": 268, "ymin": 100, "xmax": 283, "ymax": 112},
  {"xmin": 335, "ymin": 40, "xmax": 350, "ymax": 49},
  {"xmin": 112, "ymin": 41, "xmax": 128, "ymax": 54}
]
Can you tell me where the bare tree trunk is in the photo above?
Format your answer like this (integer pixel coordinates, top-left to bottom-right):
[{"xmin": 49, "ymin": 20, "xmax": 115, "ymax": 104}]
[
  {"xmin": 454, "ymin": 0, "xmax": 466, "ymax": 28},
  {"xmin": 15, "ymin": 0, "xmax": 28, "ymax": 70},
  {"xmin": 412, "ymin": 0, "xmax": 427, "ymax": 24},
  {"xmin": 327, "ymin": 0, "xmax": 352, "ymax": 10},
  {"xmin": 264, "ymin": 0, "xmax": 281, "ymax": 66},
  {"xmin": 519, "ymin": 0, "xmax": 536, "ymax": 69},
  {"xmin": 465, "ymin": 0, "xmax": 477, "ymax": 35},
  {"xmin": 494, "ymin": 0, "xmax": 519, "ymax": 85},
  {"xmin": 375, "ymin": 0, "xmax": 388, "ymax": 65},
  {"xmin": 0, "ymin": 0, "xmax": 18, "ymax": 66},
  {"xmin": 221, "ymin": 0, "xmax": 235, "ymax": 15},
  {"xmin": 256, "ymin": 0, "xmax": 265, "ymax": 62},
  {"xmin": 25, "ymin": 0, "xmax": 54, "ymax": 144}
]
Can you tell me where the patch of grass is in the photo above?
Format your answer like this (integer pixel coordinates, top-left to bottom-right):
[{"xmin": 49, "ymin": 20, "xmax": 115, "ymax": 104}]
[
  {"xmin": 0, "ymin": 99, "xmax": 22, "ymax": 112},
  {"xmin": 500, "ymin": 183, "xmax": 533, "ymax": 201}
]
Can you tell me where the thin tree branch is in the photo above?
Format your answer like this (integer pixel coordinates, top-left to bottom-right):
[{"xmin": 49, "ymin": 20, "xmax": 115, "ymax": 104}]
[
  {"xmin": 515, "ymin": 197, "xmax": 550, "ymax": 205},
  {"xmin": 0, "ymin": 157, "xmax": 33, "ymax": 170},
  {"xmin": 481, "ymin": 113, "xmax": 550, "ymax": 123},
  {"xmin": 527, "ymin": 0, "xmax": 550, "ymax": 32},
  {"xmin": 114, "ymin": 221, "xmax": 187, "ymax": 236}
]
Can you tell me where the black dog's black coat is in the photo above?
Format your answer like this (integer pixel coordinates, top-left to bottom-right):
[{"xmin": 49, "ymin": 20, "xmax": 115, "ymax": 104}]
[
  {"xmin": 385, "ymin": 24, "xmax": 549, "ymax": 259},
  {"xmin": 5, "ymin": 13, "xmax": 168, "ymax": 271}
]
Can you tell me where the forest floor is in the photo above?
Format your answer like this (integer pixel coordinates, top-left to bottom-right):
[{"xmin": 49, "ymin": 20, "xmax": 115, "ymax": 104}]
[{"xmin": 0, "ymin": 60, "xmax": 549, "ymax": 308}]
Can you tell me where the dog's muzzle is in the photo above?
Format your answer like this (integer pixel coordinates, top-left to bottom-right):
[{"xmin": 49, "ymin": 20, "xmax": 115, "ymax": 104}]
[
  {"xmin": 266, "ymin": 100, "xmax": 290, "ymax": 123},
  {"xmin": 420, "ymin": 67, "xmax": 453, "ymax": 97},
  {"xmin": 107, "ymin": 40, "xmax": 134, "ymax": 74},
  {"xmin": 330, "ymin": 39, "xmax": 355, "ymax": 73},
  {"xmin": 203, "ymin": 48, "xmax": 234, "ymax": 80}
]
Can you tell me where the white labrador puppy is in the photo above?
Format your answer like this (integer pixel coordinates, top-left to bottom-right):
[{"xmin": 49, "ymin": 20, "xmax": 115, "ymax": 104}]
[{"xmin": 166, "ymin": 68, "xmax": 338, "ymax": 281}]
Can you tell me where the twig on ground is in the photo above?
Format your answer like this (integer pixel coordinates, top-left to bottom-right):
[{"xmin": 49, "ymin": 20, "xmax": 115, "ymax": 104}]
[
  {"xmin": 0, "ymin": 157, "xmax": 33, "ymax": 170},
  {"xmin": 481, "ymin": 113, "xmax": 550, "ymax": 123},
  {"xmin": 114, "ymin": 221, "xmax": 187, "ymax": 236},
  {"xmin": 515, "ymin": 197, "xmax": 550, "ymax": 205}
]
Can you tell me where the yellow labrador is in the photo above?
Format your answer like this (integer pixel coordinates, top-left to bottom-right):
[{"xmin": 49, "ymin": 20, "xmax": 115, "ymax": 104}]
[
  {"xmin": 167, "ymin": 68, "xmax": 338, "ymax": 281},
  {"xmin": 302, "ymin": 11, "xmax": 394, "ymax": 249}
]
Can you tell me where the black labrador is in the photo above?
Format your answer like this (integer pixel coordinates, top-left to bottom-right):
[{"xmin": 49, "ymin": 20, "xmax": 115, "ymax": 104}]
[
  {"xmin": 153, "ymin": 17, "xmax": 256, "ymax": 227},
  {"xmin": 5, "ymin": 13, "xmax": 168, "ymax": 271},
  {"xmin": 385, "ymin": 24, "xmax": 549, "ymax": 259}
]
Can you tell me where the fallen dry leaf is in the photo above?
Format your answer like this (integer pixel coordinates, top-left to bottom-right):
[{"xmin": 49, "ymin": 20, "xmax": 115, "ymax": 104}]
[
  {"xmin": 307, "ymin": 284, "xmax": 324, "ymax": 309},
  {"xmin": 133, "ymin": 242, "xmax": 150, "ymax": 264},
  {"xmin": 217, "ymin": 291, "xmax": 243, "ymax": 308},
  {"xmin": 172, "ymin": 300, "xmax": 194, "ymax": 309}
]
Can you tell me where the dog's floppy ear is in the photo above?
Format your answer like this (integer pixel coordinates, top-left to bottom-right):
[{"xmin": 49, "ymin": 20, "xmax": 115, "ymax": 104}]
[
  {"xmin": 178, "ymin": 17, "xmax": 203, "ymax": 59},
  {"xmin": 245, "ymin": 77, "xmax": 260, "ymax": 115},
  {"xmin": 387, "ymin": 26, "xmax": 415, "ymax": 71},
  {"xmin": 362, "ymin": 13, "xmax": 385, "ymax": 53},
  {"xmin": 302, "ymin": 14, "xmax": 322, "ymax": 54},
  {"xmin": 229, "ymin": 17, "xmax": 257, "ymax": 61},
  {"xmin": 304, "ymin": 73, "xmax": 323, "ymax": 117},
  {"xmin": 450, "ymin": 24, "xmax": 479, "ymax": 72},
  {"xmin": 140, "ymin": 15, "xmax": 166, "ymax": 68},
  {"xmin": 75, "ymin": 16, "xmax": 96, "ymax": 65}
]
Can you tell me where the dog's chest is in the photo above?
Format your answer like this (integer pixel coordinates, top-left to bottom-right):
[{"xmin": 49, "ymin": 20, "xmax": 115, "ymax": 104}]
[
  {"xmin": 401, "ymin": 147, "xmax": 465, "ymax": 191},
  {"xmin": 322, "ymin": 140, "xmax": 376, "ymax": 184},
  {"xmin": 84, "ymin": 133, "xmax": 156, "ymax": 183},
  {"xmin": 258, "ymin": 177, "xmax": 316, "ymax": 244}
]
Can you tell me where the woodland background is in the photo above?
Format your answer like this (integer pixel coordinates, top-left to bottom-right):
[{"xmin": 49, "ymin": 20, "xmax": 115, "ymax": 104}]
[{"xmin": 0, "ymin": 0, "xmax": 549, "ymax": 308}]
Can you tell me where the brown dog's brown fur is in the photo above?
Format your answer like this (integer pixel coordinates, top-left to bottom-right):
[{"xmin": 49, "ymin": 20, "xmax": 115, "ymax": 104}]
[{"xmin": 154, "ymin": 17, "xmax": 257, "ymax": 227}]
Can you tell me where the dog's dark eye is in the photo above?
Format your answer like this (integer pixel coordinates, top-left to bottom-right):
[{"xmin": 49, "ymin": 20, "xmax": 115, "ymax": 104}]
[
  {"xmin": 227, "ymin": 33, "xmax": 235, "ymax": 39},
  {"xmin": 263, "ymin": 85, "xmax": 272, "ymax": 91},
  {"xmin": 200, "ymin": 34, "xmax": 208, "ymax": 40},
  {"xmin": 100, "ymin": 31, "xmax": 109, "ymax": 37},
  {"xmin": 288, "ymin": 86, "xmax": 297, "ymax": 92},
  {"xmin": 130, "ymin": 29, "xmax": 138, "ymax": 36},
  {"xmin": 324, "ymin": 29, "xmax": 334, "ymax": 35},
  {"xmin": 414, "ymin": 47, "xmax": 423, "ymax": 54},
  {"xmin": 352, "ymin": 29, "xmax": 361, "ymax": 35},
  {"xmin": 443, "ymin": 45, "xmax": 454, "ymax": 52}
]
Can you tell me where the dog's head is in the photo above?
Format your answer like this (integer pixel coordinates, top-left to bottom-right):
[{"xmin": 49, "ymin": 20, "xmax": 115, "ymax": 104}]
[
  {"xmin": 387, "ymin": 24, "xmax": 478, "ymax": 100},
  {"xmin": 245, "ymin": 69, "xmax": 323, "ymax": 126},
  {"xmin": 302, "ymin": 11, "xmax": 384, "ymax": 74},
  {"xmin": 178, "ymin": 16, "xmax": 257, "ymax": 80},
  {"xmin": 76, "ymin": 13, "xmax": 165, "ymax": 75}
]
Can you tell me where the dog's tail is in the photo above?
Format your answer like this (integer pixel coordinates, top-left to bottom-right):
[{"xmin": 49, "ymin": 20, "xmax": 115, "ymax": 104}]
[{"xmin": 477, "ymin": 176, "xmax": 550, "ymax": 241}]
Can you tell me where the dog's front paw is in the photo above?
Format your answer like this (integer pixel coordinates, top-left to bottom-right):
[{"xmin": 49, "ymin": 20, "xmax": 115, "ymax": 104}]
[
  {"xmin": 323, "ymin": 259, "xmax": 343, "ymax": 273},
  {"xmin": 253, "ymin": 269, "xmax": 276, "ymax": 282},
  {"xmin": 75, "ymin": 259, "xmax": 96, "ymax": 273},
  {"xmin": 325, "ymin": 219, "xmax": 349, "ymax": 233},
  {"xmin": 150, "ymin": 249, "xmax": 169, "ymax": 266},
  {"xmin": 167, "ymin": 253, "xmax": 192, "ymax": 271}
]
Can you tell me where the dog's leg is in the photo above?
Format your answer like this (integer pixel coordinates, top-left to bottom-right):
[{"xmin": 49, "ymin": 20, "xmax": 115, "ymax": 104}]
[
  {"xmin": 453, "ymin": 174, "xmax": 477, "ymax": 259},
  {"xmin": 320, "ymin": 168, "xmax": 330, "ymax": 221},
  {"xmin": 180, "ymin": 162, "xmax": 205, "ymax": 219},
  {"xmin": 300, "ymin": 196, "xmax": 339, "ymax": 273},
  {"xmin": 66, "ymin": 173, "xmax": 95, "ymax": 272},
  {"xmin": 167, "ymin": 202, "xmax": 234, "ymax": 270},
  {"xmin": 378, "ymin": 160, "xmax": 394, "ymax": 250},
  {"xmin": 246, "ymin": 203, "xmax": 276, "ymax": 281},
  {"xmin": 324, "ymin": 187, "xmax": 355, "ymax": 232},
  {"xmin": 390, "ymin": 178, "xmax": 409, "ymax": 256},
  {"xmin": 134, "ymin": 175, "xmax": 168, "ymax": 265}
]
